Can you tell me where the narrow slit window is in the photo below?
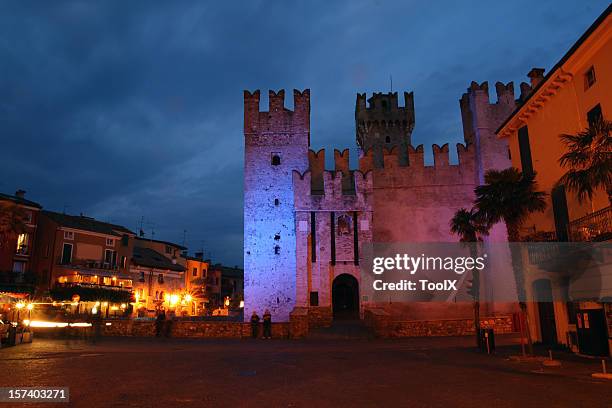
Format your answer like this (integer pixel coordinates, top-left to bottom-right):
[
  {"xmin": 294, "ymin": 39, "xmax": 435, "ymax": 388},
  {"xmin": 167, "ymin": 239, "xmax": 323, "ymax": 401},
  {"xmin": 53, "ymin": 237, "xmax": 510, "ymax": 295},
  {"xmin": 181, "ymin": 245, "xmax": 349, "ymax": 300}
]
[{"xmin": 271, "ymin": 154, "xmax": 281, "ymax": 166}]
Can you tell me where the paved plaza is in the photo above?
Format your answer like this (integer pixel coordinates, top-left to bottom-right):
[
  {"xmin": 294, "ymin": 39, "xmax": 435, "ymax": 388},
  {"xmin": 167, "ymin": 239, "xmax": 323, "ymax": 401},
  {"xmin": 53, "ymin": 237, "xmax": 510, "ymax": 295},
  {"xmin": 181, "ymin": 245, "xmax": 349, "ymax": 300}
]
[{"xmin": 1, "ymin": 334, "xmax": 611, "ymax": 408}]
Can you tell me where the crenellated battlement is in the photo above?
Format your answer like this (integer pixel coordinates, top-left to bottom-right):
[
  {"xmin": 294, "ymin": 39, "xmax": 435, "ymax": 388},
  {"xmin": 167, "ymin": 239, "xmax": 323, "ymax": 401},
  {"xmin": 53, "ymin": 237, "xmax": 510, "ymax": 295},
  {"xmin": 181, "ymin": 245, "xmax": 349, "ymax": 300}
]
[
  {"xmin": 356, "ymin": 91, "xmax": 414, "ymax": 113},
  {"xmin": 292, "ymin": 169, "xmax": 372, "ymax": 211},
  {"xmin": 356, "ymin": 91, "xmax": 415, "ymax": 151},
  {"xmin": 358, "ymin": 143, "xmax": 475, "ymax": 173},
  {"xmin": 459, "ymin": 81, "xmax": 515, "ymax": 109},
  {"xmin": 459, "ymin": 81, "xmax": 517, "ymax": 145},
  {"xmin": 244, "ymin": 89, "xmax": 310, "ymax": 138}
]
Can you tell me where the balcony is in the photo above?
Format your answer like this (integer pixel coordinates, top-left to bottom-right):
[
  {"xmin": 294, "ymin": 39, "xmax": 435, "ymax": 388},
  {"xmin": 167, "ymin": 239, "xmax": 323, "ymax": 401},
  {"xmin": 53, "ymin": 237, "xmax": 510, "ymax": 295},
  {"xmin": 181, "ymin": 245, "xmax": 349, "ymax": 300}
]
[
  {"xmin": 568, "ymin": 206, "xmax": 612, "ymax": 242},
  {"xmin": 51, "ymin": 282, "xmax": 133, "ymax": 303},
  {"xmin": 57, "ymin": 258, "xmax": 120, "ymax": 273}
]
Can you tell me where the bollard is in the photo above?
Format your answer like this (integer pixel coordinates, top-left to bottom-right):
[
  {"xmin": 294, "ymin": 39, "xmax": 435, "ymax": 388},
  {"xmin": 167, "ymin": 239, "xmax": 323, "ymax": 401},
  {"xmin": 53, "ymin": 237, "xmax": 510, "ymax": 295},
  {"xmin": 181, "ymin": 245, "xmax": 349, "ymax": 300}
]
[{"xmin": 603, "ymin": 360, "xmax": 607, "ymax": 375}]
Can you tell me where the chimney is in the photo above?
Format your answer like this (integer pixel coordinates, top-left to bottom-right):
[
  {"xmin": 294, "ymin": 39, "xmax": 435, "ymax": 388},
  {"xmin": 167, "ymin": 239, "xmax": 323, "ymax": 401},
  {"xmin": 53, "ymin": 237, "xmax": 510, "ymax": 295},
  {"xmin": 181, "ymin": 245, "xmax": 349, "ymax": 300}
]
[
  {"xmin": 15, "ymin": 189, "xmax": 25, "ymax": 199},
  {"xmin": 527, "ymin": 68, "xmax": 545, "ymax": 88},
  {"xmin": 195, "ymin": 251, "xmax": 204, "ymax": 260}
]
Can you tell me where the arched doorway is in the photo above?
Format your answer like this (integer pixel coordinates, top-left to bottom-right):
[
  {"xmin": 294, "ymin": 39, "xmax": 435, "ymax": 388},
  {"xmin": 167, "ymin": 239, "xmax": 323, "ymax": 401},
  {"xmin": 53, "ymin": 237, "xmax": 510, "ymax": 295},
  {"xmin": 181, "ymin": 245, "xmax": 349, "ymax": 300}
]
[{"xmin": 332, "ymin": 274, "xmax": 359, "ymax": 320}]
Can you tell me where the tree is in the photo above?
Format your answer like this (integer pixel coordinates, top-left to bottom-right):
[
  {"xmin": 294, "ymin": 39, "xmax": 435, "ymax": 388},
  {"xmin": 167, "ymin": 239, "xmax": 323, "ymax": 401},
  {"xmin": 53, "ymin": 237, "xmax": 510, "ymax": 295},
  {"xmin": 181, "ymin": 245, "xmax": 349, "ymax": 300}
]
[
  {"xmin": 474, "ymin": 168, "xmax": 547, "ymax": 355},
  {"xmin": 0, "ymin": 201, "xmax": 28, "ymax": 249},
  {"xmin": 475, "ymin": 168, "xmax": 547, "ymax": 242},
  {"xmin": 558, "ymin": 119, "xmax": 612, "ymax": 206},
  {"xmin": 450, "ymin": 208, "xmax": 488, "ymax": 347}
]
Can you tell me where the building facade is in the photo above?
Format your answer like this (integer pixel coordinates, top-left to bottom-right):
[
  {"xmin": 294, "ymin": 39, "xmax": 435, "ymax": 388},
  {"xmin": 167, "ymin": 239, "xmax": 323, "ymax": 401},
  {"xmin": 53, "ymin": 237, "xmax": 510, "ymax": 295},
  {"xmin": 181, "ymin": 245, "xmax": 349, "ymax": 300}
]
[
  {"xmin": 131, "ymin": 237, "xmax": 186, "ymax": 316},
  {"xmin": 185, "ymin": 255, "xmax": 209, "ymax": 315},
  {"xmin": 32, "ymin": 211, "xmax": 136, "ymax": 314},
  {"xmin": 0, "ymin": 190, "xmax": 42, "ymax": 298},
  {"xmin": 498, "ymin": 7, "xmax": 611, "ymax": 356}
]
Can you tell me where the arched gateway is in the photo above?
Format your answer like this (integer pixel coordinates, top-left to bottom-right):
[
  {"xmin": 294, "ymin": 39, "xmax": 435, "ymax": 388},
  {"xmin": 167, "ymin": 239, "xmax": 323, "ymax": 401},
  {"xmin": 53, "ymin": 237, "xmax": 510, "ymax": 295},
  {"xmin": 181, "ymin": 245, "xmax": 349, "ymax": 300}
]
[{"xmin": 332, "ymin": 274, "xmax": 359, "ymax": 320}]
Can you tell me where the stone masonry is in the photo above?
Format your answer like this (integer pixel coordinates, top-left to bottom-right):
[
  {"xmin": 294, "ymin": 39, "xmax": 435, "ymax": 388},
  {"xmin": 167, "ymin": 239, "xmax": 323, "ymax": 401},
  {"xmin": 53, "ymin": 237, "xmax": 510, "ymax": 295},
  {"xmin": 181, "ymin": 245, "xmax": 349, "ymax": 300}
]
[{"xmin": 244, "ymin": 80, "xmax": 537, "ymax": 327}]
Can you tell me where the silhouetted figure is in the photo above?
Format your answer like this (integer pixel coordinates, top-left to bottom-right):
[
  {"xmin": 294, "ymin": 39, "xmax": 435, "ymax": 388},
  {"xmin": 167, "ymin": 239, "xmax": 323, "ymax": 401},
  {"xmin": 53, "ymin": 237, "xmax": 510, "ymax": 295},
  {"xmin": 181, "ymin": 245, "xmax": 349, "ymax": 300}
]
[
  {"xmin": 91, "ymin": 312, "xmax": 102, "ymax": 344},
  {"xmin": 250, "ymin": 311, "xmax": 260, "ymax": 338},
  {"xmin": 155, "ymin": 309, "xmax": 166, "ymax": 337},
  {"xmin": 263, "ymin": 309, "xmax": 272, "ymax": 339}
]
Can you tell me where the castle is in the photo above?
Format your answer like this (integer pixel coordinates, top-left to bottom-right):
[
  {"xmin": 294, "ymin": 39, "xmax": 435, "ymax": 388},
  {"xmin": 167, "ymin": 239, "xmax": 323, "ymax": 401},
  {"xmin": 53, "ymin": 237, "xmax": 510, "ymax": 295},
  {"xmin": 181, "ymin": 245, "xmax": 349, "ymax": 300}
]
[{"xmin": 244, "ymin": 81, "xmax": 525, "ymax": 324}]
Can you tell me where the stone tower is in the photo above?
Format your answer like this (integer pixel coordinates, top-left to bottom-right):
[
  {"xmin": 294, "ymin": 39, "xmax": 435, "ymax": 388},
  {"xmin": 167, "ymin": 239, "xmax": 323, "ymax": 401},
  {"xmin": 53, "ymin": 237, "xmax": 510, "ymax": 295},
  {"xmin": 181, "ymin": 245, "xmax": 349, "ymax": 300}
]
[
  {"xmin": 355, "ymin": 92, "xmax": 415, "ymax": 166},
  {"xmin": 460, "ymin": 81, "xmax": 519, "ymax": 311},
  {"xmin": 243, "ymin": 89, "xmax": 310, "ymax": 322}
]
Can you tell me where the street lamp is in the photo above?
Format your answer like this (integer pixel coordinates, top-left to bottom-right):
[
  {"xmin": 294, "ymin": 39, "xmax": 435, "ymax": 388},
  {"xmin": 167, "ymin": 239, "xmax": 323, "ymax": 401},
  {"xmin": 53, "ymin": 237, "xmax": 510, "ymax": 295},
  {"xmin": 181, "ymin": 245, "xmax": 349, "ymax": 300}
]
[
  {"xmin": 26, "ymin": 303, "xmax": 34, "ymax": 320},
  {"xmin": 15, "ymin": 302, "xmax": 25, "ymax": 321}
]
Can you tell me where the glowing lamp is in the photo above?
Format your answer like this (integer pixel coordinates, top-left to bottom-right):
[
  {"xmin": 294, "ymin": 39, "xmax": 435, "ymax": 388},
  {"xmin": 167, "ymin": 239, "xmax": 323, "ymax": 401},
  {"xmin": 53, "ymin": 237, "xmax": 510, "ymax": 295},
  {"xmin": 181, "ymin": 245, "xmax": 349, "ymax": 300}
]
[
  {"xmin": 185, "ymin": 294, "xmax": 193, "ymax": 302},
  {"xmin": 15, "ymin": 302, "xmax": 25, "ymax": 310},
  {"xmin": 26, "ymin": 303, "xmax": 34, "ymax": 310}
]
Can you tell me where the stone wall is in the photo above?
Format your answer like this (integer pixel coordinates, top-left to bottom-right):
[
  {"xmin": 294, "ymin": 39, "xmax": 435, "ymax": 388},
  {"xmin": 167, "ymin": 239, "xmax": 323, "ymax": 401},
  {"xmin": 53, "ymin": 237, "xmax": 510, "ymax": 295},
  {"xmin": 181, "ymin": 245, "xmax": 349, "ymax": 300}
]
[
  {"xmin": 364, "ymin": 308, "xmax": 515, "ymax": 338},
  {"xmin": 289, "ymin": 307, "xmax": 309, "ymax": 338},
  {"xmin": 243, "ymin": 89, "xmax": 311, "ymax": 323},
  {"xmin": 307, "ymin": 306, "xmax": 333, "ymax": 328},
  {"xmin": 388, "ymin": 316, "xmax": 515, "ymax": 338},
  {"xmin": 99, "ymin": 319, "xmax": 290, "ymax": 339}
]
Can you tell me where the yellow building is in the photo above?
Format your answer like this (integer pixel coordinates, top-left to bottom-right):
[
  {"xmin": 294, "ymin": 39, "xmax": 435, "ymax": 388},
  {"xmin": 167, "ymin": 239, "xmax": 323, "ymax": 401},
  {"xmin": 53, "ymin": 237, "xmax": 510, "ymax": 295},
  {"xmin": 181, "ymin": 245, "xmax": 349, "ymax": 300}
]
[
  {"xmin": 185, "ymin": 255, "xmax": 209, "ymax": 315},
  {"xmin": 497, "ymin": 6, "xmax": 611, "ymax": 356}
]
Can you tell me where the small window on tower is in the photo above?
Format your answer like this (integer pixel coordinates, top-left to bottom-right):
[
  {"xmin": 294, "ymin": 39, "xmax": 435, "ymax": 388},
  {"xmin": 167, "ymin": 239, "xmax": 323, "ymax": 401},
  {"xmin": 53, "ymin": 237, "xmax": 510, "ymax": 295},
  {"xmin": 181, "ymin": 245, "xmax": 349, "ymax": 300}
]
[
  {"xmin": 274, "ymin": 245, "xmax": 280, "ymax": 255},
  {"xmin": 271, "ymin": 154, "xmax": 281, "ymax": 166},
  {"xmin": 274, "ymin": 198, "xmax": 280, "ymax": 206},
  {"xmin": 274, "ymin": 233, "xmax": 280, "ymax": 241},
  {"xmin": 385, "ymin": 136, "xmax": 391, "ymax": 143}
]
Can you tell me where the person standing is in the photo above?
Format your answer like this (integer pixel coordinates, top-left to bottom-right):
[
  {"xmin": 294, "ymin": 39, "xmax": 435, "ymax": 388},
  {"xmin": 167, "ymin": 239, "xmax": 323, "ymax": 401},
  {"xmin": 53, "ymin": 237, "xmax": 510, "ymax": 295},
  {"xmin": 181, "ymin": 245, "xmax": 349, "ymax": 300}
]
[
  {"xmin": 263, "ymin": 309, "xmax": 272, "ymax": 339},
  {"xmin": 250, "ymin": 311, "xmax": 260, "ymax": 339},
  {"xmin": 155, "ymin": 309, "xmax": 166, "ymax": 337}
]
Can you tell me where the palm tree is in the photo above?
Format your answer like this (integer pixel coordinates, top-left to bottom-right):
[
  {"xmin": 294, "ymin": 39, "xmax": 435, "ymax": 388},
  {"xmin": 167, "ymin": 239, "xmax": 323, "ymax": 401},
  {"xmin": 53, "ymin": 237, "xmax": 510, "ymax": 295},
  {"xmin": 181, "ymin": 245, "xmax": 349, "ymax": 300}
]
[
  {"xmin": 450, "ymin": 208, "xmax": 488, "ymax": 347},
  {"xmin": 474, "ymin": 168, "xmax": 547, "ymax": 355},
  {"xmin": 558, "ymin": 119, "xmax": 612, "ymax": 206}
]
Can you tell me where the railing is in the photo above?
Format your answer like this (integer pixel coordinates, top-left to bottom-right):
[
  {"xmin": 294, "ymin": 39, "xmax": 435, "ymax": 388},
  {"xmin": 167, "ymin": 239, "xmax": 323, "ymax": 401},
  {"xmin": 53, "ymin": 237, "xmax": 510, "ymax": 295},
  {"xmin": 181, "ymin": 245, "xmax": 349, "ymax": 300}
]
[
  {"xmin": 57, "ymin": 259, "xmax": 120, "ymax": 271},
  {"xmin": 569, "ymin": 206, "xmax": 612, "ymax": 242}
]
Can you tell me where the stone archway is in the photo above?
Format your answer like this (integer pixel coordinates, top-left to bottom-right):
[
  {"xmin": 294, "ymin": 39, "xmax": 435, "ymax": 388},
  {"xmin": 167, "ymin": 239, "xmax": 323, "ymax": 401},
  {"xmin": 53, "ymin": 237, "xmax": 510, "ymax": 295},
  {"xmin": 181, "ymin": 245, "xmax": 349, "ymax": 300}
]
[{"xmin": 332, "ymin": 274, "xmax": 359, "ymax": 320}]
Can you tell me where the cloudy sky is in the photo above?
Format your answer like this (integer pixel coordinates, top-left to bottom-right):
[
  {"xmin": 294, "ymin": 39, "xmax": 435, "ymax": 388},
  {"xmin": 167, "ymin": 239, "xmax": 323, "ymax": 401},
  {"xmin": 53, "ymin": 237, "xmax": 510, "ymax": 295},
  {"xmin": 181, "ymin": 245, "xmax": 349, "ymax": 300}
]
[{"xmin": 0, "ymin": 1, "xmax": 608, "ymax": 266}]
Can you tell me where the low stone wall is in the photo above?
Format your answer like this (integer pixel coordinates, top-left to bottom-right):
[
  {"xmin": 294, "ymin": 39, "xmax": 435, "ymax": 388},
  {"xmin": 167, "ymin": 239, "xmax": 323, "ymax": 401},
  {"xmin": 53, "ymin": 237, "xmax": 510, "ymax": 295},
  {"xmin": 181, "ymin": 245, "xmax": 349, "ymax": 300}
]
[
  {"xmin": 364, "ymin": 308, "xmax": 392, "ymax": 338},
  {"xmin": 388, "ymin": 316, "xmax": 515, "ymax": 338},
  {"xmin": 365, "ymin": 308, "xmax": 515, "ymax": 338},
  {"xmin": 289, "ymin": 307, "xmax": 309, "ymax": 339},
  {"xmin": 100, "ymin": 319, "xmax": 289, "ymax": 339},
  {"xmin": 307, "ymin": 307, "xmax": 333, "ymax": 329}
]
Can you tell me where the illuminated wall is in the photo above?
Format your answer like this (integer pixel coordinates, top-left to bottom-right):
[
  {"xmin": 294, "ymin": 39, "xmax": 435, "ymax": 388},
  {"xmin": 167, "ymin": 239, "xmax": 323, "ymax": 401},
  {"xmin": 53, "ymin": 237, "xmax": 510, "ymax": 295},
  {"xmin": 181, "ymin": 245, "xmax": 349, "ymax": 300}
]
[{"xmin": 243, "ymin": 89, "xmax": 310, "ymax": 322}]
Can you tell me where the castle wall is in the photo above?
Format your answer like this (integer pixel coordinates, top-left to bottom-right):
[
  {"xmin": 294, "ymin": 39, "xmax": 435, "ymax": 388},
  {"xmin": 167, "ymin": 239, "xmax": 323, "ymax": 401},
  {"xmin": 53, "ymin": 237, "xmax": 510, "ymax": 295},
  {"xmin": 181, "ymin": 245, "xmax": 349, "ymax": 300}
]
[
  {"xmin": 244, "ymin": 82, "xmax": 522, "ymax": 325},
  {"xmin": 293, "ymin": 158, "xmax": 373, "ymax": 318},
  {"xmin": 244, "ymin": 90, "xmax": 310, "ymax": 322},
  {"xmin": 460, "ymin": 82, "xmax": 520, "ymax": 312},
  {"xmin": 366, "ymin": 143, "xmax": 478, "ymax": 243}
]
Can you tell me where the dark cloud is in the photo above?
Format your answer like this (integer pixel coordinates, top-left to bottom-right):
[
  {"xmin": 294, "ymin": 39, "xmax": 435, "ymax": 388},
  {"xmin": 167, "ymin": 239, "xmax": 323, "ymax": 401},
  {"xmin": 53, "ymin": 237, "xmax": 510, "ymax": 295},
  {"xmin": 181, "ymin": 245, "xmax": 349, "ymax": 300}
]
[{"xmin": 0, "ymin": 0, "xmax": 608, "ymax": 265}]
